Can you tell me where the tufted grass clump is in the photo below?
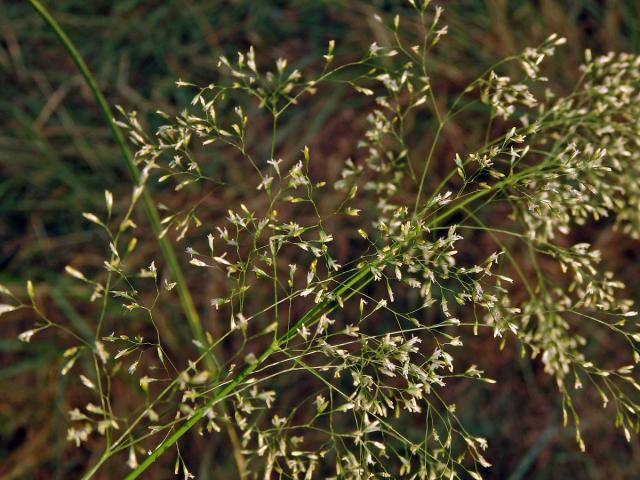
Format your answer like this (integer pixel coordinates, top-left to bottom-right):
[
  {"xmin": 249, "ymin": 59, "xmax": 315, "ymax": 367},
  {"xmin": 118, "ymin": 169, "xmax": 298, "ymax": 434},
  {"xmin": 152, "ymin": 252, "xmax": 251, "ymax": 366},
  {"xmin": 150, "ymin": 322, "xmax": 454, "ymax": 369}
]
[{"xmin": 7, "ymin": 0, "xmax": 640, "ymax": 478}]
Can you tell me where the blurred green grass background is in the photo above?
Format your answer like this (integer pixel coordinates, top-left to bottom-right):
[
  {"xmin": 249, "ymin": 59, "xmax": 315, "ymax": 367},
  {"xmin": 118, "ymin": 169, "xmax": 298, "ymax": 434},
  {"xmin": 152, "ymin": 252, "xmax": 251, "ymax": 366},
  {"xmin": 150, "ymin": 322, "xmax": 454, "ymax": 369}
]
[{"xmin": 1, "ymin": 1, "xmax": 639, "ymax": 478}]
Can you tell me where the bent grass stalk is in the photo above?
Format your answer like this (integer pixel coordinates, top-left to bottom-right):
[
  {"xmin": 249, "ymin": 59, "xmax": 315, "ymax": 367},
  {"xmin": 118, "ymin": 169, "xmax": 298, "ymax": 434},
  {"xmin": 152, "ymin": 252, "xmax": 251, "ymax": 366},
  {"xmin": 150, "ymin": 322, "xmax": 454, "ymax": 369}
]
[
  {"xmin": 84, "ymin": 55, "xmax": 558, "ymax": 475},
  {"xmin": 124, "ymin": 267, "xmax": 374, "ymax": 479},
  {"xmin": 121, "ymin": 163, "xmax": 543, "ymax": 479},
  {"xmin": 24, "ymin": 0, "xmax": 206, "ymax": 360},
  {"xmin": 25, "ymin": 0, "xmax": 245, "ymax": 475}
]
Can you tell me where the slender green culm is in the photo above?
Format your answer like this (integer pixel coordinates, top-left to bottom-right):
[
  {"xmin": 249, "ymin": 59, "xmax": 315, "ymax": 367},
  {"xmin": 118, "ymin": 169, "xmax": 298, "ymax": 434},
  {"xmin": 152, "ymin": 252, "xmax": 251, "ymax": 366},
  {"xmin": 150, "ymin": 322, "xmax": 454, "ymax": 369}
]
[
  {"xmin": 25, "ymin": 0, "xmax": 208, "ymax": 359},
  {"xmin": 121, "ymin": 164, "xmax": 536, "ymax": 478},
  {"xmin": 125, "ymin": 265, "xmax": 374, "ymax": 478},
  {"xmin": 25, "ymin": 0, "xmax": 246, "ymax": 476}
]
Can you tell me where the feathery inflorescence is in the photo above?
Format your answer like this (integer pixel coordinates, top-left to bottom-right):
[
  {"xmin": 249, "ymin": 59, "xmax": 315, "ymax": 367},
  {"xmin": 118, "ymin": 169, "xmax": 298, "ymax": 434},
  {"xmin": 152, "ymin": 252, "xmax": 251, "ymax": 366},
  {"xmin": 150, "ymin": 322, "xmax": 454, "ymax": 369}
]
[{"xmin": 8, "ymin": 1, "xmax": 640, "ymax": 478}]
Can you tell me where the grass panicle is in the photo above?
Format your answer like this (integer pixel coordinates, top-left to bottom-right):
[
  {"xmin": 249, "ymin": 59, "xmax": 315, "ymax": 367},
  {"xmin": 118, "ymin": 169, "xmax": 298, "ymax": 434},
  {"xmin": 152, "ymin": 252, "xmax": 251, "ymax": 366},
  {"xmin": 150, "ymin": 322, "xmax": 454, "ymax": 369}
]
[{"xmin": 7, "ymin": 1, "xmax": 640, "ymax": 478}]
